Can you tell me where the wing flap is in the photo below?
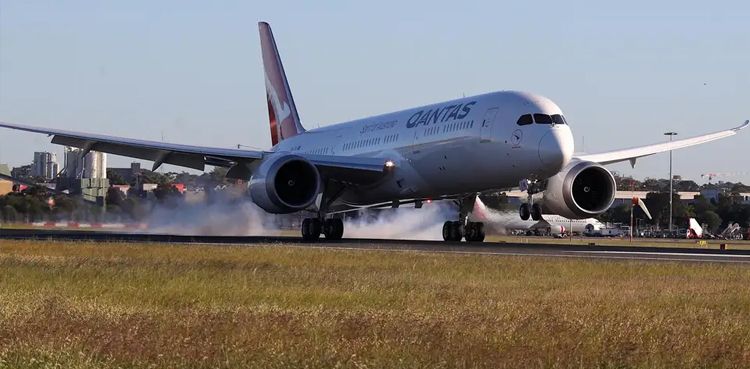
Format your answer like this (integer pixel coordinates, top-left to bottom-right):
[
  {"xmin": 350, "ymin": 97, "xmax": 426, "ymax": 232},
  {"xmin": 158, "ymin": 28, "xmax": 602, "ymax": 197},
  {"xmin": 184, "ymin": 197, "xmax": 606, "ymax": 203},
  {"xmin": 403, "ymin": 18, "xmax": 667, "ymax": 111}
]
[{"xmin": 576, "ymin": 120, "xmax": 748, "ymax": 165}]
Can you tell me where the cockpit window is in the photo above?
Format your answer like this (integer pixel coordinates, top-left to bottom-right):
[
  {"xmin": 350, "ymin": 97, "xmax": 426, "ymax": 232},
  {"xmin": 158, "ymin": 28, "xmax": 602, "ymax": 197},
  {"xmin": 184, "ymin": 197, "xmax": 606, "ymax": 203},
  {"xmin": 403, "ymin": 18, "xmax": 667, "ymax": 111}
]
[
  {"xmin": 551, "ymin": 114, "xmax": 566, "ymax": 125},
  {"xmin": 516, "ymin": 114, "xmax": 533, "ymax": 126},
  {"xmin": 534, "ymin": 114, "xmax": 552, "ymax": 124}
]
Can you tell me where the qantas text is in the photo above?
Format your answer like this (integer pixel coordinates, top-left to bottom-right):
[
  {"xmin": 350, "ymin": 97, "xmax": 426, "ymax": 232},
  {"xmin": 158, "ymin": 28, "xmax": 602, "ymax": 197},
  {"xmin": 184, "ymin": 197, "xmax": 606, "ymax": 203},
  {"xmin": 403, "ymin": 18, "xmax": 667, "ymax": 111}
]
[{"xmin": 406, "ymin": 101, "xmax": 476, "ymax": 129}]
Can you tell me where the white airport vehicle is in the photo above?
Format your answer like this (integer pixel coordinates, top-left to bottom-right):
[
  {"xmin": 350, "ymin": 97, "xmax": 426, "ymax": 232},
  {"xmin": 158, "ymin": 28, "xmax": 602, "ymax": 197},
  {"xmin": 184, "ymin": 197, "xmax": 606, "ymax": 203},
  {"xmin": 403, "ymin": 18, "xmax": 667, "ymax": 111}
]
[{"xmin": 0, "ymin": 22, "xmax": 747, "ymax": 242}]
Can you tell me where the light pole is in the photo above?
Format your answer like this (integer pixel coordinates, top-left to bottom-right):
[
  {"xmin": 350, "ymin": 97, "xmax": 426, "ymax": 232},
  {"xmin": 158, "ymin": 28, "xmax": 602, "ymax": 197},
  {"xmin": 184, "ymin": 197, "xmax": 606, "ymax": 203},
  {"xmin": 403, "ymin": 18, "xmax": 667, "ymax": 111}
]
[{"xmin": 664, "ymin": 131, "xmax": 678, "ymax": 232}]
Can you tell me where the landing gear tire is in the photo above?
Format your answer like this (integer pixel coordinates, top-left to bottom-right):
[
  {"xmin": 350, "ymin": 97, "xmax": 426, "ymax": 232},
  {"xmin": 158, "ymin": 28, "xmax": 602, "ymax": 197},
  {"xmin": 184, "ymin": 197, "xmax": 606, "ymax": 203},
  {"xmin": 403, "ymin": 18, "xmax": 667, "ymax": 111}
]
[
  {"xmin": 531, "ymin": 203, "xmax": 542, "ymax": 221},
  {"xmin": 301, "ymin": 218, "xmax": 322, "ymax": 241},
  {"xmin": 323, "ymin": 218, "xmax": 344, "ymax": 240},
  {"xmin": 465, "ymin": 222, "xmax": 486, "ymax": 242},
  {"xmin": 442, "ymin": 221, "xmax": 464, "ymax": 241},
  {"xmin": 519, "ymin": 203, "xmax": 530, "ymax": 221}
]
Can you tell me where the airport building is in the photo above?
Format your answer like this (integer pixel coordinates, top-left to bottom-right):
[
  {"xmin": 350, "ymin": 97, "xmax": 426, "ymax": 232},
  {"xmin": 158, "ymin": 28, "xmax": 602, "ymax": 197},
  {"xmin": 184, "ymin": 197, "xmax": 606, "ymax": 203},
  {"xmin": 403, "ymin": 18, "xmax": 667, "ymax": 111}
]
[
  {"xmin": 55, "ymin": 148, "xmax": 110, "ymax": 204},
  {"xmin": 62, "ymin": 147, "xmax": 107, "ymax": 179},
  {"xmin": 11, "ymin": 165, "xmax": 31, "ymax": 179},
  {"xmin": 108, "ymin": 162, "xmax": 148, "ymax": 183},
  {"xmin": 31, "ymin": 151, "xmax": 59, "ymax": 180}
]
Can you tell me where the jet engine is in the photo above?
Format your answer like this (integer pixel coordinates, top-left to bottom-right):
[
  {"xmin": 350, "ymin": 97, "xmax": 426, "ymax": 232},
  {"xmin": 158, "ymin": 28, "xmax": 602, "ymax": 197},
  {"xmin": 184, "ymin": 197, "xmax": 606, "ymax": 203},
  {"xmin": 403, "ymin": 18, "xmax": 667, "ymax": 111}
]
[
  {"xmin": 542, "ymin": 160, "xmax": 616, "ymax": 219},
  {"xmin": 548, "ymin": 224, "xmax": 565, "ymax": 235},
  {"xmin": 248, "ymin": 153, "xmax": 321, "ymax": 214}
]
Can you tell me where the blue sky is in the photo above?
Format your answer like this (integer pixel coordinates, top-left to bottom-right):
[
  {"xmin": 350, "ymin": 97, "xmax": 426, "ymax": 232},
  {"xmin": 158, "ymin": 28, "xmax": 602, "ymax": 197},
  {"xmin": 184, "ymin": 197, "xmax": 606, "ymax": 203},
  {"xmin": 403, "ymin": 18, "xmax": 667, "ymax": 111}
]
[{"xmin": 1, "ymin": 0, "xmax": 748, "ymax": 183}]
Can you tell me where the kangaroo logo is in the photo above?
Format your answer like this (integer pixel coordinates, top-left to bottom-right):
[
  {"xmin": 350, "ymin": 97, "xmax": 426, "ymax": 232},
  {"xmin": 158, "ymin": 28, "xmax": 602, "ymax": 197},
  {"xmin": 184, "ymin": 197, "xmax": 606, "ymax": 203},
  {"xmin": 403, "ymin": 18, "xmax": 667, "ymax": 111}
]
[{"xmin": 265, "ymin": 72, "xmax": 291, "ymax": 124}]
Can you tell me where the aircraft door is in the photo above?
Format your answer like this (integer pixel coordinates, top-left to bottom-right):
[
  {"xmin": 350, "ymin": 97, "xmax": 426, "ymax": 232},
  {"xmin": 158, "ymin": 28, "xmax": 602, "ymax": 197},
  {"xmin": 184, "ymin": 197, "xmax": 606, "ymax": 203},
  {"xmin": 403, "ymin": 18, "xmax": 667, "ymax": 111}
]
[
  {"xmin": 330, "ymin": 135, "xmax": 341, "ymax": 155},
  {"xmin": 480, "ymin": 108, "xmax": 498, "ymax": 143},
  {"xmin": 412, "ymin": 129, "xmax": 421, "ymax": 154}
]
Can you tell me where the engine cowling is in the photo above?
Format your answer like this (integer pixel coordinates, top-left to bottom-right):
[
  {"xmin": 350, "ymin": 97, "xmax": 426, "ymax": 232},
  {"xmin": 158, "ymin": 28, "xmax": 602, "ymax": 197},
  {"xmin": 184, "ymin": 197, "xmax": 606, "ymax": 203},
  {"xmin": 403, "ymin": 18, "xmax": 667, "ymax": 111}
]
[
  {"xmin": 248, "ymin": 153, "xmax": 321, "ymax": 214},
  {"xmin": 548, "ymin": 225, "xmax": 565, "ymax": 235},
  {"xmin": 542, "ymin": 160, "xmax": 616, "ymax": 219}
]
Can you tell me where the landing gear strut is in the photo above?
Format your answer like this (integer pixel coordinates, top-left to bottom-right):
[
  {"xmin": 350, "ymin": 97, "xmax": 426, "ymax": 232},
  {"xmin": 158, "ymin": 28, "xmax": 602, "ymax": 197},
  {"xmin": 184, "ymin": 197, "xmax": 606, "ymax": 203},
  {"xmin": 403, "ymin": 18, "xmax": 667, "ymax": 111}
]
[
  {"xmin": 442, "ymin": 195, "xmax": 485, "ymax": 242},
  {"xmin": 301, "ymin": 181, "xmax": 347, "ymax": 241},
  {"xmin": 519, "ymin": 179, "xmax": 545, "ymax": 221}
]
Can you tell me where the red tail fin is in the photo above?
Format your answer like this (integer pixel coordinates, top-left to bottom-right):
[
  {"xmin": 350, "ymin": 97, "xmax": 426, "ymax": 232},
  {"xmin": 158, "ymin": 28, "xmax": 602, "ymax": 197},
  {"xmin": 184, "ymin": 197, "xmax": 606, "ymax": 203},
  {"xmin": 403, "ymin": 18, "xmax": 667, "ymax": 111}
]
[{"xmin": 259, "ymin": 22, "xmax": 305, "ymax": 146}]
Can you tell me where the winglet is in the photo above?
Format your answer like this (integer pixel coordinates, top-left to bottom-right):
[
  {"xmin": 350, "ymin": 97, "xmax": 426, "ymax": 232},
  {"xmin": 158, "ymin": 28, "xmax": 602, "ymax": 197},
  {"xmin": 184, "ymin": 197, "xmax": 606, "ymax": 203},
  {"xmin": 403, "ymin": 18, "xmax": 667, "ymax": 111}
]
[
  {"xmin": 732, "ymin": 120, "xmax": 749, "ymax": 132},
  {"xmin": 259, "ymin": 22, "xmax": 305, "ymax": 146}
]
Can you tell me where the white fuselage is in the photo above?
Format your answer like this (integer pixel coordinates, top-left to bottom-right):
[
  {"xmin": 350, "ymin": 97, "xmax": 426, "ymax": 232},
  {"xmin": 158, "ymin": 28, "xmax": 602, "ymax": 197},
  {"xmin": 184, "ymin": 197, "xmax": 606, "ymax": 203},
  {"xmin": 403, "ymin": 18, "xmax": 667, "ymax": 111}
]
[{"xmin": 273, "ymin": 90, "xmax": 575, "ymax": 207}]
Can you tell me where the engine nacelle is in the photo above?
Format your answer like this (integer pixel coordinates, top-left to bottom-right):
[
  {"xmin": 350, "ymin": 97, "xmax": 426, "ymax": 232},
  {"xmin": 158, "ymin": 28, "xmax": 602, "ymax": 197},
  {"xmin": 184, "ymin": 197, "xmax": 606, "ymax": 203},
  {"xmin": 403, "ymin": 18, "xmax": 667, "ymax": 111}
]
[
  {"xmin": 548, "ymin": 225, "xmax": 565, "ymax": 235},
  {"xmin": 542, "ymin": 160, "xmax": 616, "ymax": 219},
  {"xmin": 248, "ymin": 153, "xmax": 321, "ymax": 214}
]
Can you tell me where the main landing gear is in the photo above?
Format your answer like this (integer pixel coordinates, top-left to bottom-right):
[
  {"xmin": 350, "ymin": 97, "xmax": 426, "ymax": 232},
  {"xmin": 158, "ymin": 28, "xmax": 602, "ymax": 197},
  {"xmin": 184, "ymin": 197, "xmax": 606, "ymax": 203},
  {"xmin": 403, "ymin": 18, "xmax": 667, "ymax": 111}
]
[
  {"xmin": 301, "ymin": 181, "xmax": 347, "ymax": 241},
  {"xmin": 442, "ymin": 195, "xmax": 486, "ymax": 242},
  {"xmin": 301, "ymin": 218, "xmax": 343, "ymax": 241}
]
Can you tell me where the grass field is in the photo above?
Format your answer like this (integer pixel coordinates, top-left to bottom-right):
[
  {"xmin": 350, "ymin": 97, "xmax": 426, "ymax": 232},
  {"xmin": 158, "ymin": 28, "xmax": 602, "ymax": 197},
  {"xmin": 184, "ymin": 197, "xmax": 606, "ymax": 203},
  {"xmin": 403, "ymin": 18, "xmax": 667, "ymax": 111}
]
[
  {"xmin": 487, "ymin": 235, "xmax": 750, "ymax": 249},
  {"xmin": 2, "ymin": 240, "xmax": 750, "ymax": 368}
]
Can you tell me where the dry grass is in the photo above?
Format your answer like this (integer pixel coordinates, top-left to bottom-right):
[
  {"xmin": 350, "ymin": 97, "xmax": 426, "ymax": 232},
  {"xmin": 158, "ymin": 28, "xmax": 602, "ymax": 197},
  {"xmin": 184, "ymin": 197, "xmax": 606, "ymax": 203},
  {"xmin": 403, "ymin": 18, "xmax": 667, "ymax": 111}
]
[
  {"xmin": 2, "ymin": 240, "xmax": 750, "ymax": 368},
  {"xmin": 487, "ymin": 235, "xmax": 750, "ymax": 249}
]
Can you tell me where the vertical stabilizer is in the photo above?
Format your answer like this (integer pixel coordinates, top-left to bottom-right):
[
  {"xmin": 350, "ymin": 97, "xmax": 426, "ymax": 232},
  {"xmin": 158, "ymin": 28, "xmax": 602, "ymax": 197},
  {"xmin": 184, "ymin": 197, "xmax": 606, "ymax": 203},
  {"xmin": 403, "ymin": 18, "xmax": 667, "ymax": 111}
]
[
  {"xmin": 688, "ymin": 218, "xmax": 703, "ymax": 238},
  {"xmin": 259, "ymin": 22, "xmax": 305, "ymax": 146}
]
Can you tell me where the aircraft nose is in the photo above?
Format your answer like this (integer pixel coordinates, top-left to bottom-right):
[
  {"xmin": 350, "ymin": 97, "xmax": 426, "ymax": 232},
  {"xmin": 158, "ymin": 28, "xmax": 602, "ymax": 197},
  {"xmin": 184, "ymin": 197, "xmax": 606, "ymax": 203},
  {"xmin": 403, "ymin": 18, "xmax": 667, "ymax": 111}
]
[{"xmin": 538, "ymin": 128, "xmax": 573, "ymax": 171}]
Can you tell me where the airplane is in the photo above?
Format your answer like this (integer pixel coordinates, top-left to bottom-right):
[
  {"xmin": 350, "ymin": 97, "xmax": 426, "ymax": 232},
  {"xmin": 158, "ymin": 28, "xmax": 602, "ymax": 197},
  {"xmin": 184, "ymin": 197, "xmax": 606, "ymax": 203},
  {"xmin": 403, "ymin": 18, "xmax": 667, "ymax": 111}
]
[
  {"xmin": 471, "ymin": 197, "xmax": 604, "ymax": 235},
  {"xmin": 0, "ymin": 21, "xmax": 747, "ymax": 242},
  {"xmin": 685, "ymin": 218, "xmax": 704, "ymax": 239}
]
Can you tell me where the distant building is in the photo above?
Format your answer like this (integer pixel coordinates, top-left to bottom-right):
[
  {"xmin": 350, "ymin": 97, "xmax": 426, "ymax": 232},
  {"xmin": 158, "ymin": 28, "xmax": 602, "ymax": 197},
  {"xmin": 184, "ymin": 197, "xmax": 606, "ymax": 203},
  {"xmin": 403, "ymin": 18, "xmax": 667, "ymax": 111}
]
[
  {"xmin": 11, "ymin": 165, "xmax": 31, "ymax": 179},
  {"xmin": 32, "ymin": 152, "xmax": 59, "ymax": 180},
  {"xmin": 109, "ymin": 162, "xmax": 149, "ymax": 183},
  {"xmin": 62, "ymin": 147, "xmax": 107, "ymax": 179}
]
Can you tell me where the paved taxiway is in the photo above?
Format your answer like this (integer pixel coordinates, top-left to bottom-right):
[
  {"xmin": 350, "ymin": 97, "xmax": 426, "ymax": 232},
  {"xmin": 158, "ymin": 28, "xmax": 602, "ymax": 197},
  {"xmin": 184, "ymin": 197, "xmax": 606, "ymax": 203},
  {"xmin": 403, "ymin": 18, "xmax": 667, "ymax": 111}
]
[{"xmin": 1, "ymin": 229, "xmax": 749, "ymax": 263}]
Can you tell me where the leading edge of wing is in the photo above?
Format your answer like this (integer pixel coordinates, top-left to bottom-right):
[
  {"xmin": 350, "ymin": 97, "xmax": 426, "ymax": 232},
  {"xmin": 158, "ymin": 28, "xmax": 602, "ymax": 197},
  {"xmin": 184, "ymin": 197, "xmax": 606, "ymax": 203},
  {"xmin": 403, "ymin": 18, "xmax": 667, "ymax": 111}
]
[
  {"xmin": 575, "ymin": 120, "xmax": 749, "ymax": 165},
  {"xmin": 0, "ymin": 121, "xmax": 265, "ymax": 161}
]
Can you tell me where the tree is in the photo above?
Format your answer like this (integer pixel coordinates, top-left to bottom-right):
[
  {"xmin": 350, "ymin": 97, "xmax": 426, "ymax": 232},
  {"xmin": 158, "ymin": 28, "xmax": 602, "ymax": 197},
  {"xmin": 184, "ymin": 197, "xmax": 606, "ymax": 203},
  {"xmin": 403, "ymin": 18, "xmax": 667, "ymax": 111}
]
[
  {"xmin": 643, "ymin": 191, "xmax": 686, "ymax": 228},
  {"xmin": 675, "ymin": 180, "xmax": 700, "ymax": 192},
  {"xmin": 200, "ymin": 167, "xmax": 230, "ymax": 187},
  {"xmin": 642, "ymin": 178, "xmax": 664, "ymax": 192},
  {"xmin": 698, "ymin": 211, "xmax": 722, "ymax": 233},
  {"xmin": 107, "ymin": 170, "xmax": 128, "ymax": 185},
  {"xmin": 107, "ymin": 187, "xmax": 125, "ymax": 206},
  {"xmin": 140, "ymin": 171, "xmax": 170, "ymax": 185},
  {"xmin": 731, "ymin": 182, "xmax": 750, "ymax": 194},
  {"xmin": 1, "ymin": 205, "xmax": 17, "ymax": 222},
  {"xmin": 692, "ymin": 195, "xmax": 715, "ymax": 216},
  {"xmin": 153, "ymin": 183, "xmax": 180, "ymax": 200},
  {"xmin": 600, "ymin": 203, "xmax": 633, "ymax": 224}
]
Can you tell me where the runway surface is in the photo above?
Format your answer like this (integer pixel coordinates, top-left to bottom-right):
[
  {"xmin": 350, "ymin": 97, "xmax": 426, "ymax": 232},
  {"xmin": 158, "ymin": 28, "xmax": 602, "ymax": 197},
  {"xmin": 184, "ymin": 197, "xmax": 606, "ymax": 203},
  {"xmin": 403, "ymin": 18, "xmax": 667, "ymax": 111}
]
[{"xmin": 2, "ymin": 228, "xmax": 750, "ymax": 263}]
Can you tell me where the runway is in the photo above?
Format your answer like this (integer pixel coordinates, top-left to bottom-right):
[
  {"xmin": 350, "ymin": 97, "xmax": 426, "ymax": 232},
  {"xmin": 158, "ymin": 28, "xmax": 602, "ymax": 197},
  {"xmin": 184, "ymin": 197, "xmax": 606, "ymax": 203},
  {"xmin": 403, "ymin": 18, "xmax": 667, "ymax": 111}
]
[{"xmin": 2, "ymin": 228, "xmax": 750, "ymax": 263}]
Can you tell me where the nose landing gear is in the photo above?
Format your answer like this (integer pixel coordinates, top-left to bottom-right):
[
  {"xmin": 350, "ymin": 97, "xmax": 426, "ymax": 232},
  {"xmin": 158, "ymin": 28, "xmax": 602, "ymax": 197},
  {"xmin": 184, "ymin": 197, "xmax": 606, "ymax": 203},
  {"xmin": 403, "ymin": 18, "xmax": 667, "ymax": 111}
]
[
  {"xmin": 519, "ymin": 203, "xmax": 542, "ymax": 221},
  {"xmin": 518, "ymin": 179, "xmax": 545, "ymax": 221}
]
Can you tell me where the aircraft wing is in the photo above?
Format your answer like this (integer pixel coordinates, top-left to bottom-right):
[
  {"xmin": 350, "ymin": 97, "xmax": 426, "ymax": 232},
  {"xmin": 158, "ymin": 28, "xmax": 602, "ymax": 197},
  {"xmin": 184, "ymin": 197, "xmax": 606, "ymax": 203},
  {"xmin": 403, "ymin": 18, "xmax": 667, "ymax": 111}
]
[
  {"xmin": 575, "ymin": 120, "xmax": 749, "ymax": 166},
  {"xmin": 0, "ymin": 121, "xmax": 265, "ymax": 171},
  {"xmin": 0, "ymin": 121, "xmax": 392, "ymax": 185}
]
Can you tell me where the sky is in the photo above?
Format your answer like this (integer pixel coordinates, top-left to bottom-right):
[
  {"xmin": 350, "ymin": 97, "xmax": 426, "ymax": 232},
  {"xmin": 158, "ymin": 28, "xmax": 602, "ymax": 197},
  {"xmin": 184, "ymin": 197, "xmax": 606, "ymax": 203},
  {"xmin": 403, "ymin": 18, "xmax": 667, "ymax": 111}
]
[{"xmin": 0, "ymin": 0, "xmax": 748, "ymax": 184}]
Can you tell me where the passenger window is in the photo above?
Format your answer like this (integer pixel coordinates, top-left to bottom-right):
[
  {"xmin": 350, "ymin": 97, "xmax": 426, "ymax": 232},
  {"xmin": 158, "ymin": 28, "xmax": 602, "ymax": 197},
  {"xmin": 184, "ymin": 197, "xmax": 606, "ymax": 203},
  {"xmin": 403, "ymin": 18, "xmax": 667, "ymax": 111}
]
[
  {"xmin": 516, "ymin": 114, "xmax": 532, "ymax": 126},
  {"xmin": 534, "ymin": 114, "xmax": 552, "ymax": 124},
  {"xmin": 551, "ymin": 114, "xmax": 566, "ymax": 125}
]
